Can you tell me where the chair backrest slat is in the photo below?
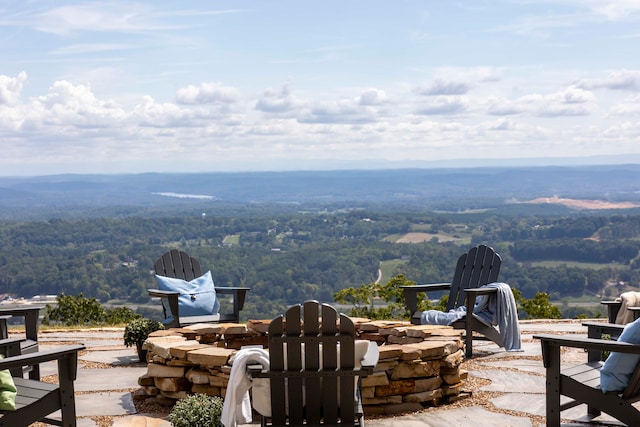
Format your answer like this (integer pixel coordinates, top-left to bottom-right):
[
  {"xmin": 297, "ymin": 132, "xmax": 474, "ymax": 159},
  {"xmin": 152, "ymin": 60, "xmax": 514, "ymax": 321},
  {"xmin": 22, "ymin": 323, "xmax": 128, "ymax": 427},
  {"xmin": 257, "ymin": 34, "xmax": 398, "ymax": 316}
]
[
  {"xmin": 446, "ymin": 244, "xmax": 501, "ymax": 311},
  {"xmin": 267, "ymin": 317, "xmax": 287, "ymax": 425},
  {"xmin": 266, "ymin": 300, "xmax": 360, "ymax": 426},
  {"xmin": 154, "ymin": 249, "xmax": 202, "ymax": 280}
]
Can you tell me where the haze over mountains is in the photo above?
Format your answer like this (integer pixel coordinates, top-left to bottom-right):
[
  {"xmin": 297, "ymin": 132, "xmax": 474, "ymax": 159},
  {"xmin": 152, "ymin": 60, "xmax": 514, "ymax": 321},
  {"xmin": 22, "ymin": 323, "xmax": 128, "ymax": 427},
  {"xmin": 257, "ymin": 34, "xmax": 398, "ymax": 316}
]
[{"xmin": 0, "ymin": 164, "xmax": 639, "ymax": 218}]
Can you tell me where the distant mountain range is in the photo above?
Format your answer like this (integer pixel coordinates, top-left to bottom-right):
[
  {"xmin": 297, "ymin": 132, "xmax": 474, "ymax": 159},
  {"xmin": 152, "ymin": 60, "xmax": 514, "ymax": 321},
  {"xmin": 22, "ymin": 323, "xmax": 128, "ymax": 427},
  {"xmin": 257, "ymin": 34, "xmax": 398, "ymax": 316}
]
[{"xmin": 1, "ymin": 165, "xmax": 639, "ymax": 218}]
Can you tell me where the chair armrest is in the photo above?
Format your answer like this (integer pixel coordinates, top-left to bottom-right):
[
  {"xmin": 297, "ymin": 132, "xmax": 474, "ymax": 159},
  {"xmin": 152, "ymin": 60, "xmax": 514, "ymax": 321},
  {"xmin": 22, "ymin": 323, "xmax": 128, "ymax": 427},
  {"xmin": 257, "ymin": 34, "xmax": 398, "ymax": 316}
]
[
  {"xmin": 583, "ymin": 321, "xmax": 624, "ymax": 337},
  {"xmin": 0, "ymin": 345, "xmax": 85, "ymax": 380},
  {"xmin": 0, "ymin": 306, "xmax": 44, "ymax": 342},
  {"xmin": 535, "ymin": 333, "xmax": 640, "ymax": 364},
  {"xmin": 147, "ymin": 289, "xmax": 179, "ymax": 297},
  {"xmin": 215, "ymin": 287, "xmax": 250, "ymax": 314},
  {"xmin": 629, "ymin": 306, "xmax": 640, "ymax": 321},
  {"xmin": 400, "ymin": 283, "xmax": 451, "ymax": 314},
  {"xmin": 582, "ymin": 321, "xmax": 625, "ymax": 362},
  {"xmin": 601, "ymin": 300, "xmax": 622, "ymax": 323},
  {"xmin": 462, "ymin": 287, "xmax": 498, "ymax": 313},
  {"xmin": 463, "ymin": 287, "xmax": 499, "ymax": 295},
  {"xmin": 0, "ymin": 338, "xmax": 25, "ymax": 356}
]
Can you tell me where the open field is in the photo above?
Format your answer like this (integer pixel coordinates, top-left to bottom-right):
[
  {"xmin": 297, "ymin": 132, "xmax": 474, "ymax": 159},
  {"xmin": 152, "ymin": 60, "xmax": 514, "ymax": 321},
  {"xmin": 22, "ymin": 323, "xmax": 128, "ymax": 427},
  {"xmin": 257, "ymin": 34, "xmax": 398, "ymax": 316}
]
[
  {"xmin": 379, "ymin": 259, "xmax": 408, "ymax": 284},
  {"xmin": 528, "ymin": 260, "xmax": 628, "ymax": 270},
  {"xmin": 394, "ymin": 232, "xmax": 471, "ymax": 244},
  {"xmin": 523, "ymin": 196, "xmax": 640, "ymax": 210}
]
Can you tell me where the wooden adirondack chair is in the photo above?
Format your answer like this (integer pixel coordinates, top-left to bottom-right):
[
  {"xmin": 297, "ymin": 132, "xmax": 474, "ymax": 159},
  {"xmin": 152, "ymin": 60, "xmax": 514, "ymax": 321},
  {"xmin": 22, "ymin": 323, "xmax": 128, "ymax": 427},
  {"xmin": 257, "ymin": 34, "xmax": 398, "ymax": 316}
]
[
  {"xmin": 0, "ymin": 338, "xmax": 84, "ymax": 427},
  {"xmin": 600, "ymin": 292, "xmax": 640, "ymax": 324},
  {"xmin": 401, "ymin": 244, "xmax": 502, "ymax": 358},
  {"xmin": 147, "ymin": 249, "xmax": 250, "ymax": 327},
  {"xmin": 248, "ymin": 300, "xmax": 376, "ymax": 427},
  {"xmin": 0, "ymin": 306, "xmax": 44, "ymax": 379},
  {"xmin": 535, "ymin": 333, "xmax": 640, "ymax": 427}
]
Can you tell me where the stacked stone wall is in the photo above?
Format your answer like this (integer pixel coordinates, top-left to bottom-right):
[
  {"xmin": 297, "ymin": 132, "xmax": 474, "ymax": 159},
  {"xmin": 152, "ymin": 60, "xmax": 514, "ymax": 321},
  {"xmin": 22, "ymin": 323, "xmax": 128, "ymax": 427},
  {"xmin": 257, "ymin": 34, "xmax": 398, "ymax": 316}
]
[{"xmin": 136, "ymin": 319, "xmax": 467, "ymax": 415}]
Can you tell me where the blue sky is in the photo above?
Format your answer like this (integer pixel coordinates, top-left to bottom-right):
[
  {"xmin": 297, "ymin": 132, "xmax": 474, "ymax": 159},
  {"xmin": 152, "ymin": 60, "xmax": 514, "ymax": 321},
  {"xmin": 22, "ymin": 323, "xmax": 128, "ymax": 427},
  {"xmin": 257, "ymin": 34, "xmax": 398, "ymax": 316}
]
[{"xmin": 1, "ymin": 1, "xmax": 640, "ymax": 176}]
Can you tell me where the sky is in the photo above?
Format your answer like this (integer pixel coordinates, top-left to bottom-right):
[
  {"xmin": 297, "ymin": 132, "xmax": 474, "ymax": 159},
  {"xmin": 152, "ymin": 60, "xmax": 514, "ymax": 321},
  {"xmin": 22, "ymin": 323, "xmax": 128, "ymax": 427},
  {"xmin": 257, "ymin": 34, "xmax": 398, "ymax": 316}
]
[{"xmin": 1, "ymin": 0, "xmax": 640, "ymax": 176}]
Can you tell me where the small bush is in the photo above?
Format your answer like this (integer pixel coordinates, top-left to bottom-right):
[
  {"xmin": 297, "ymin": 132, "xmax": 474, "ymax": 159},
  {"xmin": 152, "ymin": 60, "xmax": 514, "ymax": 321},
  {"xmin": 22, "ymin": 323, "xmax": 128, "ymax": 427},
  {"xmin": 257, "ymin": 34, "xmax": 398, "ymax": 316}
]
[
  {"xmin": 123, "ymin": 318, "xmax": 164, "ymax": 348},
  {"xmin": 168, "ymin": 394, "xmax": 223, "ymax": 427},
  {"xmin": 42, "ymin": 293, "xmax": 143, "ymax": 326},
  {"xmin": 43, "ymin": 293, "xmax": 106, "ymax": 326},
  {"xmin": 334, "ymin": 274, "xmax": 438, "ymax": 320}
]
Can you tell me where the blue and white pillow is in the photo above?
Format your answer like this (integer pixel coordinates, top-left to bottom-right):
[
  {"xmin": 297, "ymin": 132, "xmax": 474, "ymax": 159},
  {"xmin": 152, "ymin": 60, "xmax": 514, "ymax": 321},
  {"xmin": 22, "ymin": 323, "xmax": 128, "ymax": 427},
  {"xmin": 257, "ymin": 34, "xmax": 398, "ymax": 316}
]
[
  {"xmin": 600, "ymin": 317, "xmax": 640, "ymax": 392},
  {"xmin": 155, "ymin": 270, "xmax": 220, "ymax": 321}
]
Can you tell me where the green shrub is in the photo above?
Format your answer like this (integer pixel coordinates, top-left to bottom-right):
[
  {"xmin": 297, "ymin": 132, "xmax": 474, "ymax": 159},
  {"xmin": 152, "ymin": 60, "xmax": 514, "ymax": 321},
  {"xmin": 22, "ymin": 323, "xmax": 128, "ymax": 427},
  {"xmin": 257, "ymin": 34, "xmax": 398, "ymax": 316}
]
[
  {"xmin": 43, "ymin": 293, "xmax": 106, "ymax": 326},
  {"xmin": 168, "ymin": 394, "xmax": 223, "ymax": 427},
  {"xmin": 42, "ymin": 293, "xmax": 144, "ymax": 326},
  {"xmin": 123, "ymin": 318, "xmax": 164, "ymax": 348},
  {"xmin": 512, "ymin": 289, "xmax": 561, "ymax": 319},
  {"xmin": 334, "ymin": 274, "xmax": 439, "ymax": 320}
]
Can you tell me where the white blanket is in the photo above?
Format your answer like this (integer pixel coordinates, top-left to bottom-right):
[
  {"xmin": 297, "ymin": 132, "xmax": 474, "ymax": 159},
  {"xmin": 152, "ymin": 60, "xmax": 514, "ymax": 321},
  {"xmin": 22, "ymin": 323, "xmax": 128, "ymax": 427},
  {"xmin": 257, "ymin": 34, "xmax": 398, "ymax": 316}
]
[
  {"xmin": 221, "ymin": 347, "xmax": 270, "ymax": 427},
  {"xmin": 615, "ymin": 291, "xmax": 640, "ymax": 324}
]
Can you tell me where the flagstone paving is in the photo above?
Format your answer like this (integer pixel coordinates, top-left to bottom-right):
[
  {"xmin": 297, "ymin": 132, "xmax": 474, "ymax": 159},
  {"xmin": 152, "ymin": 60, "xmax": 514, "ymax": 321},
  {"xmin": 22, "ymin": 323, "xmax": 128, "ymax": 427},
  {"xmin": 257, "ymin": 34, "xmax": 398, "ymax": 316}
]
[{"xmin": 15, "ymin": 320, "xmax": 635, "ymax": 426}]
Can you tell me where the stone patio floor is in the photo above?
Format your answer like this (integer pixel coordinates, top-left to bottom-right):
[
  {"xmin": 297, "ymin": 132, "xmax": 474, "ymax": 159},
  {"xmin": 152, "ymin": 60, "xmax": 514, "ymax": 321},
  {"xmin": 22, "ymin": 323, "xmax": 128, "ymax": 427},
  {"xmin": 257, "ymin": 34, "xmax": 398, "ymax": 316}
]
[{"xmin": 18, "ymin": 319, "xmax": 638, "ymax": 427}]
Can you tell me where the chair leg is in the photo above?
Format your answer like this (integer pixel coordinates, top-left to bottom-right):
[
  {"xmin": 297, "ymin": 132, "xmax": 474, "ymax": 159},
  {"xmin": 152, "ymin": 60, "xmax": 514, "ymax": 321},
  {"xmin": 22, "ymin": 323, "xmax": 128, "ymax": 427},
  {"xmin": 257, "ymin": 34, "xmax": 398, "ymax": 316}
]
[{"xmin": 465, "ymin": 324, "xmax": 473, "ymax": 358}]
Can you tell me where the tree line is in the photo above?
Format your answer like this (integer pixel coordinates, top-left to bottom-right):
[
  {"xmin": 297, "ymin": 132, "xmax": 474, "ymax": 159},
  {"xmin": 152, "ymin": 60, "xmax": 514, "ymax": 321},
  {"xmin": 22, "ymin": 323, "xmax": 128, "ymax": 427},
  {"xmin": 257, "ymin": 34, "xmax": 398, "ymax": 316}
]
[{"xmin": 1, "ymin": 210, "xmax": 640, "ymax": 320}]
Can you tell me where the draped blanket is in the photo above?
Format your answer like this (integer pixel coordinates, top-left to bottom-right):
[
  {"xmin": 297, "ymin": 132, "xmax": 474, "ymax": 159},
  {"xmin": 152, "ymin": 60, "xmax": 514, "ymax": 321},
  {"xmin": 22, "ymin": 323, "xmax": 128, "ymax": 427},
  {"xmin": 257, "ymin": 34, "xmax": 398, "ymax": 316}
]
[
  {"xmin": 615, "ymin": 291, "xmax": 640, "ymax": 324},
  {"xmin": 420, "ymin": 282, "xmax": 522, "ymax": 351}
]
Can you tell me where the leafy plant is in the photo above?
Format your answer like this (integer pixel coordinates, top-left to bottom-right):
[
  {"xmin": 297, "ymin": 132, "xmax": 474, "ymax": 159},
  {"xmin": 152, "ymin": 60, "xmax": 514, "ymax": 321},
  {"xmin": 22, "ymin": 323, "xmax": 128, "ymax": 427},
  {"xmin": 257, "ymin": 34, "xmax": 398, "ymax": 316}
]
[
  {"xmin": 123, "ymin": 318, "xmax": 164, "ymax": 348},
  {"xmin": 42, "ymin": 293, "xmax": 142, "ymax": 326},
  {"xmin": 334, "ymin": 274, "xmax": 441, "ymax": 320},
  {"xmin": 43, "ymin": 293, "xmax": 106, "ymax": 326},
  {"xmin": 512, "ymin": 289, "xmax": 561, "ymax": 319},
  {"xmin": 168, "ymin": 393, "xmax": 223, "ymax": 427}
]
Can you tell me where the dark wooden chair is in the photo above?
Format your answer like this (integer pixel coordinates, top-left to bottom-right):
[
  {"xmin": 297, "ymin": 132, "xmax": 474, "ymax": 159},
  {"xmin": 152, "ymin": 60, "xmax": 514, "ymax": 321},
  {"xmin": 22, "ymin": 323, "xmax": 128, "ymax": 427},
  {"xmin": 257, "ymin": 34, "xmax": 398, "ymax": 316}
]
[
  {"xmin": 535, "ymin": 333, "xmax": 640, "ymax": 427},
  {"xmin": 249, "ymin": 300, "xmax": 375, "ymax": 427},
  {"xmin": 0, "ymin": 338, "xmax": 84, "ymax": 427},
  {"xmin": 0, "ymin": 306, "xmax": 44, "ymax": 379},
  {"xmin": 147, "ymin": 249, "xmax": 250, "ymax": 327},
  {"xmin": 401, "ymin": 244, "xmax": 502, "ymax": 358},
  {"xmin": 599, "ymin": 293, "xmax": 640, "ymax": 324}
]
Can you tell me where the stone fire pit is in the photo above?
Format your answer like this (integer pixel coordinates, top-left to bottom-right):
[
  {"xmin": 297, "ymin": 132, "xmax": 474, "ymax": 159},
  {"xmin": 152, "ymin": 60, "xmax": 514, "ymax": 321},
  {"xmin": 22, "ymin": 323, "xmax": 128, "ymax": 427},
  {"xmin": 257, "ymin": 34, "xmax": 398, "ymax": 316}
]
[{"xmin": 135, "ymin": 319, "xmax": 467, "ymax": 416}]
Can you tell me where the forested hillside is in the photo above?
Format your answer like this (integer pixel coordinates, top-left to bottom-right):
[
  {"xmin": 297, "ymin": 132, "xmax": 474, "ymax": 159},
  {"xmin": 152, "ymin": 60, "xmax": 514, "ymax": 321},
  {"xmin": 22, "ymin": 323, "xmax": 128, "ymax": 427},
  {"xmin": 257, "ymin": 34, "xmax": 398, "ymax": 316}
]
[{"xmin": 2, "ymin": 208, "xmax": 640, "ymax": 320}]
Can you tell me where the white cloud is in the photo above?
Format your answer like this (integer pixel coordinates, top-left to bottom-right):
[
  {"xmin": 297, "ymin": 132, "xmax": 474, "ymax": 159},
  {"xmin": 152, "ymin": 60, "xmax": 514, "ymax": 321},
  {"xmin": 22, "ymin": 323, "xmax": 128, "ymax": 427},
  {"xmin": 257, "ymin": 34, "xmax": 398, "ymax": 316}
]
[
  {"xmin": 588, "ymin": 0, "xmax": 640, "ymax": 20},
  {"xmin": 31, "ymin": 4, "xmax": 175, "ymax": 36},
  {"xmin": 610, "ymin": 94, "xmax": 640, "ymax": 115},
  {"xmin": 414, "ymin": 79, "xmax": 470, "ymax": 96},
  {"xmin": 415, "ymin": 96, "xmax": 469, "ymax": 115},
  {"xmin": 255, "ymin": 82, "xmax": 302, "ymax": 114},
  {"xmin": 487, "ymin": 86, "xmax": 596, "ymax": 117},
  {"xmin": 357, "ymin": 89, "xmax": 387, "ymax": 106},
  {"xmin": 0, "ymin": 72, "xmax": 27, "ymax": 105},
  {"xmin": 175, "ymin": 82, "xmax": 240, "ymax": 105},
  {"xmin": 576, "ymin": 70, "xmax": 640, "ymax": 91},
  {"xmin": 297, "ymin": 97, "xmax": 379, "ymax": 124}
]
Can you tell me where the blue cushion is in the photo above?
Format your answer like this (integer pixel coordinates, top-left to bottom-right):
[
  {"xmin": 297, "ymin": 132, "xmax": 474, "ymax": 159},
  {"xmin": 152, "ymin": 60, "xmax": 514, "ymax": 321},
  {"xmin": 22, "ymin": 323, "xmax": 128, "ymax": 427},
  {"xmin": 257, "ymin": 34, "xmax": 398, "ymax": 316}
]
[
  {"xmin": 600, "ymin": 317, "xmax": 640, "ymax": 392},
  {"xmin": 155, "ymin": 270, "xmax": 220, "ymax": 321}
]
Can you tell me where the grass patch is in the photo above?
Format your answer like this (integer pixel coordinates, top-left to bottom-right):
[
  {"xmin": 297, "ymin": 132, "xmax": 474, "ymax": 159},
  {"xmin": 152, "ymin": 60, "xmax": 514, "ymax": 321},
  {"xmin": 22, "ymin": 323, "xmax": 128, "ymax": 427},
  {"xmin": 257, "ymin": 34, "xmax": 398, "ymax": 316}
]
[
  {"xmin": 528, "ymin": 260, "xmax": 629, "ymax": 270},
  {"xmin": 379, "ymin": 259, "xmax": 408, "ymax": 284},
  {"xmin": 222, "ymin": 234, "xmax": 240, "ymax": 245}
]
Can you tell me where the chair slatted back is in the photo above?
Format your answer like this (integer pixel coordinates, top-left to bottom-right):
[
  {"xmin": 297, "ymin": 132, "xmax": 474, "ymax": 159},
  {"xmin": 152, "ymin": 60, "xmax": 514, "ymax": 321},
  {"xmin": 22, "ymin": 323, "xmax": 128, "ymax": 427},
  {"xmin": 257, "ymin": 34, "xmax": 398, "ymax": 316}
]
[
  {"xmin": 154, "ymin": 249, "xmax": 202, "ymax": 281},
  {"xmin": 446, "ymin": 244, "xmax": 502, "ymax": 311},
  {"xmin": 267, "ymin": 300, "xmax": 357, "ymax": 426}
]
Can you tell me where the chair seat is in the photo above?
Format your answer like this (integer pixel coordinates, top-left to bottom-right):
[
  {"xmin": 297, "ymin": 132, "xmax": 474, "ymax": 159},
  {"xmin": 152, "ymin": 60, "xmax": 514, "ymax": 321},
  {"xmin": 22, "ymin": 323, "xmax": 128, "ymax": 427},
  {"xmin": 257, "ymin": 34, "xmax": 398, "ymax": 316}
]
[{"xmin": 165, "ymin": 314, "xmax": 221, "ymax": 326}]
